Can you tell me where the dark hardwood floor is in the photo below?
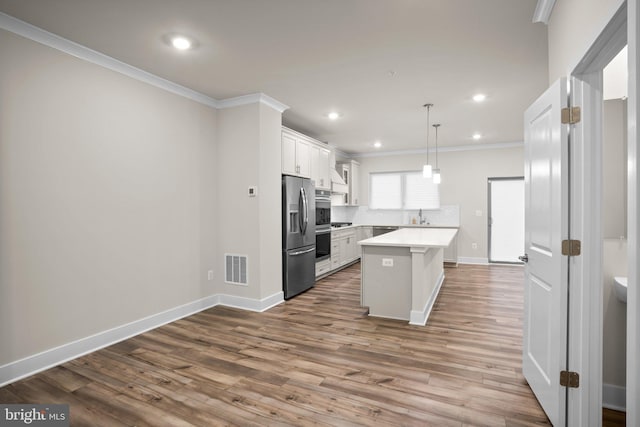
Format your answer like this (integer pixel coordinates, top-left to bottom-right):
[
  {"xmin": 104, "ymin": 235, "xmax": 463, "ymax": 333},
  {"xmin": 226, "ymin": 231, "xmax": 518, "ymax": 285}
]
[{"xmin": 0, "ymin": 263, "xmax": 623, "ymax": 425}]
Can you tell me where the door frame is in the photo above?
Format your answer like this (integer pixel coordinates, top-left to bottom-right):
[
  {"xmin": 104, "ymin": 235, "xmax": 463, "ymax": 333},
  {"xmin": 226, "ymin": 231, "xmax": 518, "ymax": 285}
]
[
  {"xmin": 487, "ymin": 176, "xmax": 525, "ymax": 264},
  {"xmin": 628, "ymin": 2, "xmax": 639, "ymax": 424},
  {"xmin": 567, "ymin": 1, "xmax": 637, "ymax": 425}
]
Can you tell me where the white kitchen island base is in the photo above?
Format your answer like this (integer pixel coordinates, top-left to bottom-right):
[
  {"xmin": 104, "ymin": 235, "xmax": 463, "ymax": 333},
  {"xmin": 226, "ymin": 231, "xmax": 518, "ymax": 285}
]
[{"xmin": 359, "ymin": 228, "xmax": 457, "ymax": 326}]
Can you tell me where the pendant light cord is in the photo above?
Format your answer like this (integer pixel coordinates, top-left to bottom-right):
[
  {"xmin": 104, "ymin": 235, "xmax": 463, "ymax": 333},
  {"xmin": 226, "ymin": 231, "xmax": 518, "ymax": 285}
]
[
  {"xmin": 433, "ymin": 123, "xmax": 440, "ymax": 168},
  {"xmin": 424, "ymin": 103, "xmax": 433, "ymax": 164}
]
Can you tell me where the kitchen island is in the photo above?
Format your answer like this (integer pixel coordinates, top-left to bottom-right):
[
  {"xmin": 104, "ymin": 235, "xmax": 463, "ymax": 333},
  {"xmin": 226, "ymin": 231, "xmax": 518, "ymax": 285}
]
[{"xmin": 358, "ymin": 228, "xmax": 458, "ymax": 325}]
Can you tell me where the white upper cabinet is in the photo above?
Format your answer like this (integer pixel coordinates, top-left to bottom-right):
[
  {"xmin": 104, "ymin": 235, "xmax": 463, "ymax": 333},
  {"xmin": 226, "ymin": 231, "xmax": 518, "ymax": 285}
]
[
  {"xmin": 350, "ymin": 161, "xmax": 359, "ymax": 205},
  {"xmin": 310, "ymin": 144, "xmax": 331, "ymax": 190},
  {"xmin": 338, "ymin": 160, "xmax": 360, "ymax": 205},
  {"xmin": 282, "ymin": 132, "xmax": 298, "ymax": 176},
  {"xmin": 282, "ymin": 130, "xmax": 311, "ymax": 178},
  {"xmin": 282, "ymin": 127, "xmax": 330, "ymax": 189},
  {"xmin": 296, "ymin": 139, "xmax": 311, "ymax": 177}
]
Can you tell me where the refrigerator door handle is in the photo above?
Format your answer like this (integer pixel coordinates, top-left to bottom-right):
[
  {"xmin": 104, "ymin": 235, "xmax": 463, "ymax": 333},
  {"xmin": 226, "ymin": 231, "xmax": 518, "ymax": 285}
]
[
  {"xmin": 300, "ymin": 186, "xmax": 308, "ymax": 235},
  {"xmin": 298, "ymin": 187, "xmax": 304, "ymax": 234},
  {"xmin": 289, "ymin": 247, "xmax": 315, "ymax": 256}
]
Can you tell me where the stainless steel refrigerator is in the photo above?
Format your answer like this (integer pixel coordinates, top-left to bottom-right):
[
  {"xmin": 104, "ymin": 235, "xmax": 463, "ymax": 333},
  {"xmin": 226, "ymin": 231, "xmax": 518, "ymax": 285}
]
[{"xmin": 282, "ymin": 175, "xmax": 316, "ymax": 299}]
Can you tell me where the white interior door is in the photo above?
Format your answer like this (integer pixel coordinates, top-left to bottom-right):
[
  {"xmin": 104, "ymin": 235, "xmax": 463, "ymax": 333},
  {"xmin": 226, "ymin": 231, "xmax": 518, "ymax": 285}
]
[
  {"xmin": 489, "ymin": 178, "xmax": 525, "ymax": 263},
  {"xmin": 522, "ymin": 78, "xmax": 569, "ymax": 426}
]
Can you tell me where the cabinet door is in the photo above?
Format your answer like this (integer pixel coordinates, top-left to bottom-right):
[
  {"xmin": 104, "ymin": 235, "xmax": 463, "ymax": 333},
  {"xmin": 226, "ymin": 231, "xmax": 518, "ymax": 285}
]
[
  {"xmin": 350, "ymin": 162, "xmax": 359, "ymax": 205},
  {"xmin": 338, "ymin": 237, "xmax": 349, "ymax": 266},
  {"xmin": 318, "ymin": 148, "xmax": 330, "ymax": 190},
  {"xmin": 345, "ymin": 233, "xmax": 358, "ymax": 262},
  {"xmin": 331, "ymin": 238, "xmax": 341, "ymax": 269},
  {"xmin": 310, "ymin": 145, "xmax": 320, "ymax": 187},
  {"xmin": 282, "ymin": 133, "xmax": 297, "ymax": 175},
  {"xmin": 296, "ymin": 139, "xmax": 311, "ymax": 178}
]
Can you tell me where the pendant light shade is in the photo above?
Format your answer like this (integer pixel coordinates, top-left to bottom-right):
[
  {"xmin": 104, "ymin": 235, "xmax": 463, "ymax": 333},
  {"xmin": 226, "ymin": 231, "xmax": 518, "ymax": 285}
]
[
  {"xmin": 423, "ymin": 103, "xmax": 433, "ymax": 178},
  {"xmin": 432, "ymin": 169, "xmax": 441, "ymax": 184}
]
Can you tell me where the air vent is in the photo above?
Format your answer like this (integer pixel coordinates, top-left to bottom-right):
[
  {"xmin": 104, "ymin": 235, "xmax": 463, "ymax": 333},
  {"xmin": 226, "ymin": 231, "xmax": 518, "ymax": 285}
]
[{"xmin": 225, "ymin": 254, "xmax": 248, "ymax": 285}]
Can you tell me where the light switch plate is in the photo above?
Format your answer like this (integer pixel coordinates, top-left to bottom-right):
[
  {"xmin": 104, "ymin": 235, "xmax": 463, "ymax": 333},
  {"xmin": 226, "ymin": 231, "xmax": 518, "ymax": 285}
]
[
  {"xmin": 382, "ymin": 258, "xmax": 394, "ymax": 267},
  {"xmin": 475, "ymin": 210, "xmax": 482, "ymax": 217}
]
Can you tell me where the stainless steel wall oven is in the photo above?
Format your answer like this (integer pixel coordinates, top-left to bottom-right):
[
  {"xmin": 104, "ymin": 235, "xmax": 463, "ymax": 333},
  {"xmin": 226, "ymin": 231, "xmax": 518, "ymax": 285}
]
[{"xmin": 315, "ymin": 190, "xmax": 331, "ymax": 261}]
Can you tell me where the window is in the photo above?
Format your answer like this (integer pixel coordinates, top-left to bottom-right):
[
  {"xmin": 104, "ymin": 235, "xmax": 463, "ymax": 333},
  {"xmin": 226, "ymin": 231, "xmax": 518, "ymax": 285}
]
[{"xmin": 369, "ymin": 171, "xmax": 440, "ymax": 210}]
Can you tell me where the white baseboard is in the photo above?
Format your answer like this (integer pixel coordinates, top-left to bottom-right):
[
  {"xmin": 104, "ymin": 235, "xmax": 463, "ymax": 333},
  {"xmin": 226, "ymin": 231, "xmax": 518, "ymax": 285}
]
[
  {"xmin": 0, "ymin": 291, "xmax": 284, "ymax": 387},
  {"xmin": 409, "ymin": 271, "xmax": 445, "ymax": 326},
  {"xmin": 457, "ymin": 257, "xmax": 489, "ymax": 265},
  {"xmin": 603, "ymin": 383, "xmax": 626, "ymax": 411},
  {"xmin": 219, "ymin": 291, "xmax": 284, "ymax": 312}
]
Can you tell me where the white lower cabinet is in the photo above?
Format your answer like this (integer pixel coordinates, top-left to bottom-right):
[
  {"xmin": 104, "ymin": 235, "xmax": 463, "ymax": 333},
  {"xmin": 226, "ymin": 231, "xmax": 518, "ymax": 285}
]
[
  {"xmin": 315, "ymin": 258, "xmax": 331, "ymax": 277},
  {"xmin": 330, "ymin": 228, "xmax": 359, "ymax": 272},
  {"xmin": 331, "ymin": 238, "xmax": 341, "ymax": 270},
  {"xmin": 321, "ymin": 225, "xmax": 458, "ymax": 280}
]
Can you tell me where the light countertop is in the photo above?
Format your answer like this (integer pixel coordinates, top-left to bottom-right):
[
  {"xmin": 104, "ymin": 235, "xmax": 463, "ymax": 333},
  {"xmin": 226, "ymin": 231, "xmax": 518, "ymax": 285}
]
[
  {"xmin": 358, "ymin": 227, "xmax": 458, "ymax": 248},
  {"xmin": 331, "ymin": 224, "xmax": 459, "ymax": 231}
]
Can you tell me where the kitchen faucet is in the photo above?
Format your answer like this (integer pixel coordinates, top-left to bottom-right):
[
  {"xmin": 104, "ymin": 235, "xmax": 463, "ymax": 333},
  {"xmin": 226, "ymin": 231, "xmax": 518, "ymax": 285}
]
[{"xmin": 418, "ymin": 209, "xmax": 426, "ymax": 224}]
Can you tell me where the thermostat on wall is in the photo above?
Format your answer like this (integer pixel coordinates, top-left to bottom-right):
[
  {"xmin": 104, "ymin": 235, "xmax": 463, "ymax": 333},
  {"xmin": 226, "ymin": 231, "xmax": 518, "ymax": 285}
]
[{"xmin": 248, "ymin": 186, "xmax": 257, "ymax": 197}]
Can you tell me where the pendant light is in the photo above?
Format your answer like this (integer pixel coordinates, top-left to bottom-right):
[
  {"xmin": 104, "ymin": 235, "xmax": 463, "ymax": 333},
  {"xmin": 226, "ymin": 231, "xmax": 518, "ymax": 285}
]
[
  {"xmin": 423, "ymin": 103, "xmax": 433, "ymax": 178},
  {"xmin": 432, "ymin": 123, "xmax": 441, "ymax": 184}
]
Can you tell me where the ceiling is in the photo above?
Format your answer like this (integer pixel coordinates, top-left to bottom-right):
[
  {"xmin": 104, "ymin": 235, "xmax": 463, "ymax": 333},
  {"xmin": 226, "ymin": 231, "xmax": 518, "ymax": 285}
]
[{"xmin": 0, "ymin": 0, "xmax": 549, "ymax": 154}]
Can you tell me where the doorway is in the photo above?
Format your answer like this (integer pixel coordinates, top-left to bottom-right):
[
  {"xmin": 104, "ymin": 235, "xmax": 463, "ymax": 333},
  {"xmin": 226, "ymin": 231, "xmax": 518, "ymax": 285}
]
[{"xmin": 488, "ymin": 177, "xmax": 525, "ymax": 263}]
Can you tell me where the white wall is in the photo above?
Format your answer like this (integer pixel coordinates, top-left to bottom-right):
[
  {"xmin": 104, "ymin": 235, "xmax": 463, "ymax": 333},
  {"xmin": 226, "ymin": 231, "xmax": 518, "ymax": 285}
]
[
  {"xmin": 547, "ymin": 0, "xmax": 625, "ymax": 82},
  {"xmin": 354, "ymin": 146, "xmax": 524, "ymax": 261},
  {"xmin": 257, "ymin": 104, "xmax": 284, "ymax": 299},
  {"xmin": 0, "ymin": 29, "xmax": 218, "ymax": 366},
  {"xmin": 603, "ymin": 99, "xmax": 628, "ymax": 239},
  {"xmin": 216, "ymin": 103, "xmax": 283, "ymax": 301}
]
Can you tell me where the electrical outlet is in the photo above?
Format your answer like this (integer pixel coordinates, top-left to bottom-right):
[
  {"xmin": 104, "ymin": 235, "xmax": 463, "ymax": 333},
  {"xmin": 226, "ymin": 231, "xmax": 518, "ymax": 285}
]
[
  {"xmin": 207, "ymin": 270, "xmax": 214, "ymax": 281},
  {"xmin": 248, "ymin": 186, "xmax": 257, "ymax": 197},
  {"xmin": 475, "ymin": 210, "xmax": 482, "ymax": 217},
  {"xmin": 472, "ymin": 243, "xmax": 478, "ymax": 250},
  {"xmin": 382, "ymin": 258, "xmax": 394, "ymax": 267}
]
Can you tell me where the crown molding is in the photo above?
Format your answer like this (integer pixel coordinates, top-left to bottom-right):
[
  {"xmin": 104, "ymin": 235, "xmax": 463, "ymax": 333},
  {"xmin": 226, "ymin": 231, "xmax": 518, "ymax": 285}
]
[
  {"xmin": 329, "ymin": 145, "xmax": 351, "ymax": 160},
  {"xmin": 0, "ymin": 12, "xmax": 291, "ymax": 113},
  {"xmin": 218, "ymin": 93, "xmax": 289, "ymax": 112},
  {"xmin": 350, "ymin": 141, "xmax": 524, "ymax": 159},
  {"xmin": 0, "ymin": 12, "xmax": 219, "ymax": 109},
  {"xmin": 533, "ymin": 0, "xmax": 557, "ymax": 24}
]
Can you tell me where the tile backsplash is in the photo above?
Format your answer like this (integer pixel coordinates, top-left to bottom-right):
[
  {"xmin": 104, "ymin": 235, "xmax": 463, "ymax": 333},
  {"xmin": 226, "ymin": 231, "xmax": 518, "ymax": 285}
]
[{"xmin": 331, "ymin": 205, "xmax": 460, "ymax": 227}]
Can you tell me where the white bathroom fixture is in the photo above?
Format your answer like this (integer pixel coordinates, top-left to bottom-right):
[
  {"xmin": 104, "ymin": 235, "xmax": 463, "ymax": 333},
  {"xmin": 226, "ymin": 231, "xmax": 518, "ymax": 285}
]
[{"xmin": 614, "ymin": 276, "xmax": 627, "ymax": 303}]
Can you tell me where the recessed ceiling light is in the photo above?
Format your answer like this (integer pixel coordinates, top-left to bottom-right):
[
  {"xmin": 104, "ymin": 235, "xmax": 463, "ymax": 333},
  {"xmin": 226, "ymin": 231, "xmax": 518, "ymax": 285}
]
[
  {"xmin": 473, "ymin": 93, "xmax": 487, "ymax": 102},
  {"xmin": 473, "ymin": 133, "xmax": 482, "ymax": 140},
  {"xmin": 164, "ymin": 33, "xmax": 197, "ymax": 51},
  {"xmin": 172, "ymin": 36, "xmax": 192, "ymax": 50},
  {"xmin": 374, "ymin": 141, "xmax": 382, "ymax": 148},
  {"xmin": 328, "ymin": 112, "xmax": 340, "ymax": 120}
]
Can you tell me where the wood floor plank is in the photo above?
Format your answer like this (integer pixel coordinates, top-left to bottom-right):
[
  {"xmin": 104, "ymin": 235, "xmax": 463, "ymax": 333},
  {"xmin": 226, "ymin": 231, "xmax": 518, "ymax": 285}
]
[{"xmin": 0, "ymin": 263, "xmax": 565, "ymax": 425}]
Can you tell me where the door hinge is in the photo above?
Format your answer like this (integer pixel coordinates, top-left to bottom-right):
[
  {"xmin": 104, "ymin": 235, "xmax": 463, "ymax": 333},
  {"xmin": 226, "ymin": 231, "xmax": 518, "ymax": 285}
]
[
  {"xmin": 560, "ymin": 371, "xmax": 580, "ymax": 388},
  {"xmin": 562, "ymin": 239, "xmax": 581, "ymax": 256},
  {"xmin": 561, "ymin": 106, "xmax": 581, "ymax": 124}
]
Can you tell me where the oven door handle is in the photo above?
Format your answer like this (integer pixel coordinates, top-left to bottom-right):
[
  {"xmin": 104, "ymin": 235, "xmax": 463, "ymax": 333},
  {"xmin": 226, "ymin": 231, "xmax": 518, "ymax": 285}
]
[{"xmin": 316, "ymin": 228, "xmax": 331, "ymax": 235}]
